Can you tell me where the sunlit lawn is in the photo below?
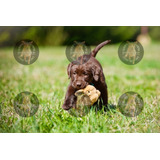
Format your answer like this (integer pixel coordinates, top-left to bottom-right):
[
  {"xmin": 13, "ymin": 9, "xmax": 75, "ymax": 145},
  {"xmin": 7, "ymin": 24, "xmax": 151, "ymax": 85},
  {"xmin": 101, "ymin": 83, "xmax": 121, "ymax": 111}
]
[{"xmin": 0, "ymin": 43, "xmax": 160, "ymax": 132}]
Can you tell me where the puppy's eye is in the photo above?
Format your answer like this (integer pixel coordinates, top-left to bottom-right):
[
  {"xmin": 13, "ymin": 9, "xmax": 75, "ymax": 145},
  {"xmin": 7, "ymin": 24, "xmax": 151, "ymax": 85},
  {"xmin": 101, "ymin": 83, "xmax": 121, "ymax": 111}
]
[
  {"xmin": 73, "ymin": 72, "xmax": 77, "ymax": 75},
  {"xmin": 87, "ymin": 91, "xmax": 90, "ymax": 93},
  {"xmin": 83, "ymin": 72, "xmax": 87, "ymax": 75}
]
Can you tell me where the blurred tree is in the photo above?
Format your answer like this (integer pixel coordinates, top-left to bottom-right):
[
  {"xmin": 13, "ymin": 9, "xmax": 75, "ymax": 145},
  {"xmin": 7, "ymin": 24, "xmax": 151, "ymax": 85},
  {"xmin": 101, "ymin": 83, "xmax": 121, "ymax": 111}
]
[
  {"xmin": 0, "ymin": 26, "xmax": 29, "ymax": 46},
  {"xmin": 0, "ymin": 26, "xmax": 159, "ymax": 47},
  {"xmin": 44, "ymin": 27, "xmax": 67, "ymax": 45},
  {"xmin": 63, "ymin": 26, "xmax": 139, "ymax": 45},
  {"xmin": 149, "ymin": 26, "xmax": 160, "ymax": 41}
]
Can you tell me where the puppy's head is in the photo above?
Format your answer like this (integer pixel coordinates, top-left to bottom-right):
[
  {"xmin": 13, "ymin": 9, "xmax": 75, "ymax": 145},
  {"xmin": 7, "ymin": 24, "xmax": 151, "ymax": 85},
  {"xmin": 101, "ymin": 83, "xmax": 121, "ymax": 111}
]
[
  {"xmin": 67, "ymin": 61, "xmax": 101, "ymax": 90},
  {"xmin": 67, "ymin": 63, "xmax": 92, "ymax": 89}
]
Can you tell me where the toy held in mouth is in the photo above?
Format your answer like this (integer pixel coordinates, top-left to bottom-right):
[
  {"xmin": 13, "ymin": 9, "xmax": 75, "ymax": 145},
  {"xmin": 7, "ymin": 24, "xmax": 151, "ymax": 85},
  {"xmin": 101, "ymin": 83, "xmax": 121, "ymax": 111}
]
[
  {"xmin": 68, "ymin": 85, "xmax": 101, "ymax": 117},
  {"xmin": 75, "ymin": 85, "xmax": 101, "ymax": 107}
]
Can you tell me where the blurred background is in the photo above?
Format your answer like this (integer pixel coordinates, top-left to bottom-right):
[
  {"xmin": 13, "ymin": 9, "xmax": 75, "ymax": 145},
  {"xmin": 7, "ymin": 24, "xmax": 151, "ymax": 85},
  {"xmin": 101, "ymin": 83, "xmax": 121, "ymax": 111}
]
[
  {"xmin": 0, "ymin": 26, "xmax": 160, "ymax": 133},
  {"xmin": 0, "ymin": 26, "xmax": 159, "ymax": 47}
]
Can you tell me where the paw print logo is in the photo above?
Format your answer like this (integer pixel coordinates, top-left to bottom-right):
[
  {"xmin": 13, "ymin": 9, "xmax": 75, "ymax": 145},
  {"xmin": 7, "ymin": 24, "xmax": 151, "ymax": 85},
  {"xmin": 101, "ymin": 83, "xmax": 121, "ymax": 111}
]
[
  {"xmin": 14, "ymin": 91, "xmax": 39, "ymax": 117},
  {"xmin": 68, "ymin": 85, "xmax": 101, "ymax": 117},
  {"xmin": 68, "ymin": 90, "xmax": 91, "ymax": 117},
  {"xmin": 13, "ymin": 39, "xmax": 39, "ymax": 65},
  {"xmin": 118, "ymin": 40, "xmax": 144, "ymax": 65},
  {"xmin": 118, "ymin": 91, "xmax": 144, "ymax": 117},
  {"xmin": 66, "ymin": 40, "xmax": 91, "ymax": 65},
  {"xmin": 71, "ymin": 41, "xmax": 85, "ymax": 60}
]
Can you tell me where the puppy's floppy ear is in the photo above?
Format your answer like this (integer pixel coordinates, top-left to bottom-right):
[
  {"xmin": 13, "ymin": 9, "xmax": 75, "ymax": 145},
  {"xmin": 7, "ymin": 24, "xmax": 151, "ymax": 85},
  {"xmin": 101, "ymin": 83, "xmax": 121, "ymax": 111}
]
[
  {"xmin": 67, "ymin": 63, "xmax": 73, "ymax": 79},
  {"xmin": 92, "ymin": 64, "xmax": 101, "ymax": 81}
]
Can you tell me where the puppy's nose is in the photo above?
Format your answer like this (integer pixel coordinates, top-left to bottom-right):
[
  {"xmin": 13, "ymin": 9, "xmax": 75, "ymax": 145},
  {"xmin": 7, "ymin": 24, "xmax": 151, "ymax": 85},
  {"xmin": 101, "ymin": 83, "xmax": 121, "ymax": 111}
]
[{"xmin": 76, "ymin": 82, "xmax": 82, "ymax": 87}]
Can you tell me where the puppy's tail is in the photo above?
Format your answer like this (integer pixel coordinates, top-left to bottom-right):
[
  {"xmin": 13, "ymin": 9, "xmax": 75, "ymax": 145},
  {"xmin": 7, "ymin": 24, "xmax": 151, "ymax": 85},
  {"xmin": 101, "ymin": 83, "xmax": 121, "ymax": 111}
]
[{"xmin": 91, "ymin": 40, "xmax": 111, "ymax": 57}]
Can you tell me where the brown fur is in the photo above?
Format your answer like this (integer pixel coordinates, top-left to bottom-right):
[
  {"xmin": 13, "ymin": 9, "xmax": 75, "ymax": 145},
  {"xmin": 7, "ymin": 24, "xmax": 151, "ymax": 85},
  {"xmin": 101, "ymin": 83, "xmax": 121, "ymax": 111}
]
[{"xmin": 62, "ymin": 40, "xmax": 111, "ymax": 110}]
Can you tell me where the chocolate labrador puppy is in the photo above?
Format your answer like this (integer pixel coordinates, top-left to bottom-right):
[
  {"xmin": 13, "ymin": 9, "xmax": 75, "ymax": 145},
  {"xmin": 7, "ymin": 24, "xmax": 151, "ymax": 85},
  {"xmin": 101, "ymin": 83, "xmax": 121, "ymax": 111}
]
[{"xmin": 62, "ymin": 40, "xmax": 111, "ymax": 110}]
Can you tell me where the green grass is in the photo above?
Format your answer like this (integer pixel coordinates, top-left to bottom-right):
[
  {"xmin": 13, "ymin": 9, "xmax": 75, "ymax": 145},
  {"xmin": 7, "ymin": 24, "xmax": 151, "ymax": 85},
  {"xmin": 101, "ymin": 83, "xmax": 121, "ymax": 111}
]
[{"xmin": 0, "ymin": 43, "xmax": 160, "ymax": 133}]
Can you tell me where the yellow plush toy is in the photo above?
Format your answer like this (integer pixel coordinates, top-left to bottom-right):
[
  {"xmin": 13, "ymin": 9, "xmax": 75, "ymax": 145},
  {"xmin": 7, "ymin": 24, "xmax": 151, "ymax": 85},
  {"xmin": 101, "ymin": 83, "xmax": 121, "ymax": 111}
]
[
  {"xmin": 68, "ymin": 85, "xmax": 100, "ymax": 117},
  {"xmin": 75, "ymin": 85, "xmax": 101, "ymax": 106}
]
